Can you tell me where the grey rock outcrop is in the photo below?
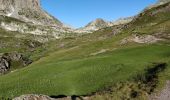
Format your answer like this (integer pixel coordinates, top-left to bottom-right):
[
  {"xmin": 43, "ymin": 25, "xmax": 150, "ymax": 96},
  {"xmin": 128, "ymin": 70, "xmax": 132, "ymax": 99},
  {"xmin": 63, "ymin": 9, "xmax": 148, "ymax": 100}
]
[
  {"xmin": 13, "ymin": 94, "xmax": 88, "ymax": 100},
  {"xmin": 0, "ymin": 52, "xmax": 32, "ymax": 74},
  {"xmin": 13, "ymin": 94, "xmax": 55, "ymax": 100},
  {"xmin": 0, "ymin": 55, "xmax": 10, "ymax": 74}
]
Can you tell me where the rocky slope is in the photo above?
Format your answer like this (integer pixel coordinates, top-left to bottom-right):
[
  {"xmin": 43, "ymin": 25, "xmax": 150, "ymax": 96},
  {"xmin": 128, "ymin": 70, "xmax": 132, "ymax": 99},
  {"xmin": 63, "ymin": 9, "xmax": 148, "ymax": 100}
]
[
  {"xmin": 112, "ymin": 17, "xmax": 133, "ymax": 26},
  {"xmin": 0, "ymin": 0, "xmax": 62, "ymax": 26},
  {"xmin": 0, "ymin": 0, "xmax": 133, "ymax": 38},
  {"xmin": 0, "ymin": 52, "xmax": 32, "ymax": 74},
  {"xmin": 0, "ymin": 0, "xmax": 75, "ymax": 41},
  {"xmin": 159, "ymin": 0, "xmax": 170, "ymax": 3},
  {"xmin": 76, "ymin": 17, "xmax": 133, "ymax": 33},
  {"xmin": 75, "ymin": 18, "xmax": 113, "ymax": 33}
]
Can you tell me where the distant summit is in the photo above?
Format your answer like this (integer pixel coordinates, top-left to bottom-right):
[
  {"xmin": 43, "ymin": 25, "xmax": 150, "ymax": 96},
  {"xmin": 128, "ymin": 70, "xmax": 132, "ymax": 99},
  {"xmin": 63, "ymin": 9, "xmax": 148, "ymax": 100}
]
[
  {"xmin": 75, "ymin": 18, "xmax": 112, "ymax": 33},
  {"xmin": 112, "ymin": 17, "xmax": 133, "ymax": 26},
  {"xmin": 76, "ymin": 18, "xmax": 133, "ymax": 33},
  {"xmin": 84, "ymin": 18, "xmax": 113, "ymax": 30}
]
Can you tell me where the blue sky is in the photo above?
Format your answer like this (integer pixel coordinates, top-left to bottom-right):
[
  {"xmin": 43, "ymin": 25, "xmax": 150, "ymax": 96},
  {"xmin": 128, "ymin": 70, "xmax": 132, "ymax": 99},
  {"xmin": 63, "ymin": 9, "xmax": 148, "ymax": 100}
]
[{"xmin": 41, "ymin": 0, "xmax": 157, "ymax": 28}]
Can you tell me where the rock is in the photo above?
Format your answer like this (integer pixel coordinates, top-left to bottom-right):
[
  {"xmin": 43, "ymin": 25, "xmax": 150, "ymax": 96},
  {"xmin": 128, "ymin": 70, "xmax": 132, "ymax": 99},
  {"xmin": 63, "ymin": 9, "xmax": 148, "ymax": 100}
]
[
  {"xmin": 0, "ymin": 52, "xmax": 32, "ymax": 74},
  {"xmin": 13, "ymin": 94, "xmax": 55, "ymax": 100},
  {"xmin": 0, "ymin": 57, "xmax": 10, "ymax": 74},
  {"xmin": 132, "ymin": 35, "xmax": 161, "ymax": 44},
  {"xmin": 13, "ymin": 94, "xmax": 85, "ymax": 100},
  {"xmin": 149, "ymin": 80, "xmax": 170, "ymax": 100},
  {"xmin": 120, "ymin": 34, "xmax": 162, "ymax": 45}
]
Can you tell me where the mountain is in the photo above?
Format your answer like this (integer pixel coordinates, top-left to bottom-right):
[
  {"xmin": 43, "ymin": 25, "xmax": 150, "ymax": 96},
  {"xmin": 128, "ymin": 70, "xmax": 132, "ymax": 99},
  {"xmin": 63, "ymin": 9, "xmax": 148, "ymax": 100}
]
[
  {"xmin": 0, "ymin": 0, "xmax": 75, "ymax": 41},
  {"xmin": 159, "ymin": 0, "xmax": 170, "ymax": 3},
  {"xmin": 0, "ymin": 1, "xmax": 170, "ymax": 99},
  {"xmin": 147, "ymin": 0, "xmax": 170, "ymax": 9},
  {"xmin": 112, "ymin": 17, "xmax": 133, "ymax": 26},
  {"xmin": 0, "ymin": 0, "xmax": 62, "ymax": 26},
  {"xmin": 75, "ymin": 18, "xmax": 113, "ymax": 33},
  {"xmin": 76, "ymin": 17, "xmax": 133, "ymax": 33}
]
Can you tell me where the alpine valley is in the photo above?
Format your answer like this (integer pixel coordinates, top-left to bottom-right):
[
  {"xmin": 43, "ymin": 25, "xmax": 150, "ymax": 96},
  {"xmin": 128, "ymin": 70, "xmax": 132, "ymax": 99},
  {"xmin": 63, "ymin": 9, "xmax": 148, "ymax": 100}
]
[{"xmin": 0, "ymin": 0, "xmax": 170, "ymax": 100}]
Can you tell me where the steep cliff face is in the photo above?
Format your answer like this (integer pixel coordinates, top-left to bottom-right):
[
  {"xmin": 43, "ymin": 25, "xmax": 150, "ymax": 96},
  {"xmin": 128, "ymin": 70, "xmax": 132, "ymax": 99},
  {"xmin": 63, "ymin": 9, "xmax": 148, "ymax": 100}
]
[{"xmin": 0, "ymin": 0, "xmax": 62, "ymax": 26}]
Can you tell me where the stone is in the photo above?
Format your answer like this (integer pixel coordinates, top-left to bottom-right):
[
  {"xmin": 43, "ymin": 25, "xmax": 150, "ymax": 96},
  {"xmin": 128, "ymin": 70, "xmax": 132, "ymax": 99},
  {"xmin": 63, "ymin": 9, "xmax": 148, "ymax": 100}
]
[
  {"xmin": 13, "ymin": 94, "xmax": 55, "ymax": 100},
  {"xmin": 0, "ymin": 52, "xmax": 32, "ymax": 74},
  {"xmin": 0, "ymin": 57, "xmax": 10, "ymax": 74}
]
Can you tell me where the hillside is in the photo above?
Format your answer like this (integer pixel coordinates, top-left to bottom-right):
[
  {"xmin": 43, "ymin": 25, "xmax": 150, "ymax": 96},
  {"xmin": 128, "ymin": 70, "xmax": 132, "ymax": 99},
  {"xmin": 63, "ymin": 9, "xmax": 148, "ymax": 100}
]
[
  {"xmin": 0, "ymin": 0, "xmax": 62, "ymax": 26},
  {"xmin": 0, "ymin": 1, "xmax": 170, "ymax": 100},
  {"xmin": 0, "ymin": 0, "xmax": 76, "ymax": 40},
  {"xmin": 76, "ymin": 17, "xmax": 133, "ymax": 33},
  {"xmin": 0, "ymin": 1, "xmax": 169, "ymax": 100}
]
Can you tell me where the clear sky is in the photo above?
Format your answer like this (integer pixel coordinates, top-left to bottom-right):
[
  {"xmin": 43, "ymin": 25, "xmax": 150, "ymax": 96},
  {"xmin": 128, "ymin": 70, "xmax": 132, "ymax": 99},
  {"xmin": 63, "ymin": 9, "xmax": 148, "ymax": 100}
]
[{"xmin": 41, "ymin": 0, "xmax": 157, "ymax": 28}]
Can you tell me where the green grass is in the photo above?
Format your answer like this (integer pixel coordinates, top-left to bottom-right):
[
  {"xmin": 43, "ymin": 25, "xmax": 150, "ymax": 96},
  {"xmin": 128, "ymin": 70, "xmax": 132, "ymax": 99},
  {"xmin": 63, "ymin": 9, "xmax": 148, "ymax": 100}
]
[
  {"xmin": 0, "ymin": 2, "xmax": 170, "ymax": 99},
  {"xmin": 0, "ymin": 44, "xmax": 170, "ymax": 98}
]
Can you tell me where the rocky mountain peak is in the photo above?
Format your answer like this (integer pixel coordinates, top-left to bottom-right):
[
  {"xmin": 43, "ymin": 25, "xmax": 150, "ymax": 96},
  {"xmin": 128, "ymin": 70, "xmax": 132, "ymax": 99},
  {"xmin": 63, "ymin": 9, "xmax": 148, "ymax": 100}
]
[
  {"xmin": 74, "ymin": 18, "xmax": 112, "ymax": 33},
  {"xmin": 0, "ymin": 0, "xmax": 62, "ymax": 26},
  {"xmin": 75, "ymin": 17, "xmax": 133, "ymax": 33},
  {"xmin": 92, "ymin": 18, "xmax": 107, "ymax": 24},
  {"xmin": 85, "ymin": 18, "xmax": 111, "ymax": 28}
]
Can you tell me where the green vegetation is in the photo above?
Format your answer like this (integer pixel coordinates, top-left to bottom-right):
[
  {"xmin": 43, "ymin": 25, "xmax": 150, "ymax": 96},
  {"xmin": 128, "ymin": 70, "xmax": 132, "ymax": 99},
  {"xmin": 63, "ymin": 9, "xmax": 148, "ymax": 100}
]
[
  {"xmin": 0, "ymin": 44, "xmax": 170, "ymax": 98},
  {"xmin": 0, "ymin": 1, "xmax": 170, "ymax": 99}
]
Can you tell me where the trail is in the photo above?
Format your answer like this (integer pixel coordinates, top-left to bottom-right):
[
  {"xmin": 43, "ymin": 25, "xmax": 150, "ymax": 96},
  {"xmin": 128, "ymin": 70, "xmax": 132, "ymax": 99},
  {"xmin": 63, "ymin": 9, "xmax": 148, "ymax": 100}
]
[{"xmin": 150, "ymin": 80, "xmax": 170, "ymax": 100}]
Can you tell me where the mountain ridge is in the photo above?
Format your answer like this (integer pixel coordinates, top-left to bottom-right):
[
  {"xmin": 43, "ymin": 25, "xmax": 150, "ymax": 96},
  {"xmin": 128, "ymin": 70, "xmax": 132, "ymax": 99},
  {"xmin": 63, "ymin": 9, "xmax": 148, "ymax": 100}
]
[
  {"xmin": 0, "ymin": 0, "xmax": 63, "ymax": 26},
  {"xmin": 75, "ymin": 17, "xmax": 133, "ymax": 33}
]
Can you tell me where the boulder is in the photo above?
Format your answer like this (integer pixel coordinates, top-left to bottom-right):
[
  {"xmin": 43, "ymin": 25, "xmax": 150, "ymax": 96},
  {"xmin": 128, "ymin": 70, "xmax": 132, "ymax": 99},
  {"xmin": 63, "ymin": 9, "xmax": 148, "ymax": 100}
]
[
  {"xmin": 0, "ymin": 57, "xmax": 10, "ymax": 74},
  {"xmin": 13, "ymin": 94, "xmax": 55, "ymax": 100},
  {"xmin": 0, "ymin": 52, "xmax": 32, "ymax": 74}
]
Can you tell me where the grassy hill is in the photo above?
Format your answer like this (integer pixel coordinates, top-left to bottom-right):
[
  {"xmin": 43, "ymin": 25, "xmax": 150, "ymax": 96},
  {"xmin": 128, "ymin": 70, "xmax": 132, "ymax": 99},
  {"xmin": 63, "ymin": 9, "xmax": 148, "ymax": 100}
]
[
  {"xmin": 0, "ymin": 44, "xmax": 170, "ymax": 99},
  {"xmin": 0, "ymin": 1, "xmax": 170, "ymax": 99}
]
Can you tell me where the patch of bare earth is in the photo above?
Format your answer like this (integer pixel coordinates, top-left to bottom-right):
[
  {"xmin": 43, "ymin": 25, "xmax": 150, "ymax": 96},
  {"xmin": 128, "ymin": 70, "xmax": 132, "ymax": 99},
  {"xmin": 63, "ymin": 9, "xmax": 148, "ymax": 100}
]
[
  {"xmin": 149, "ymin": 80, "xmax": 170, "ymax": 100},
  {"xmin": 120, "ymin": 34, "xmax": 162, "ymax": 45},
  {"xmin": 149, "ymin": 81, "xmax": 170, "ymax": 100}
]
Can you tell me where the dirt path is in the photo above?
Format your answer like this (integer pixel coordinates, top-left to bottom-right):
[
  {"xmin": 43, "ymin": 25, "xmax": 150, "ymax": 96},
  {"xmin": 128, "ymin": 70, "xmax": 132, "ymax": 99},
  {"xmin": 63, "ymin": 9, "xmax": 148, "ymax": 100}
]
[{"xmin": 149, "ymin": 80, "xmax": 170, "ymax": 100}]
